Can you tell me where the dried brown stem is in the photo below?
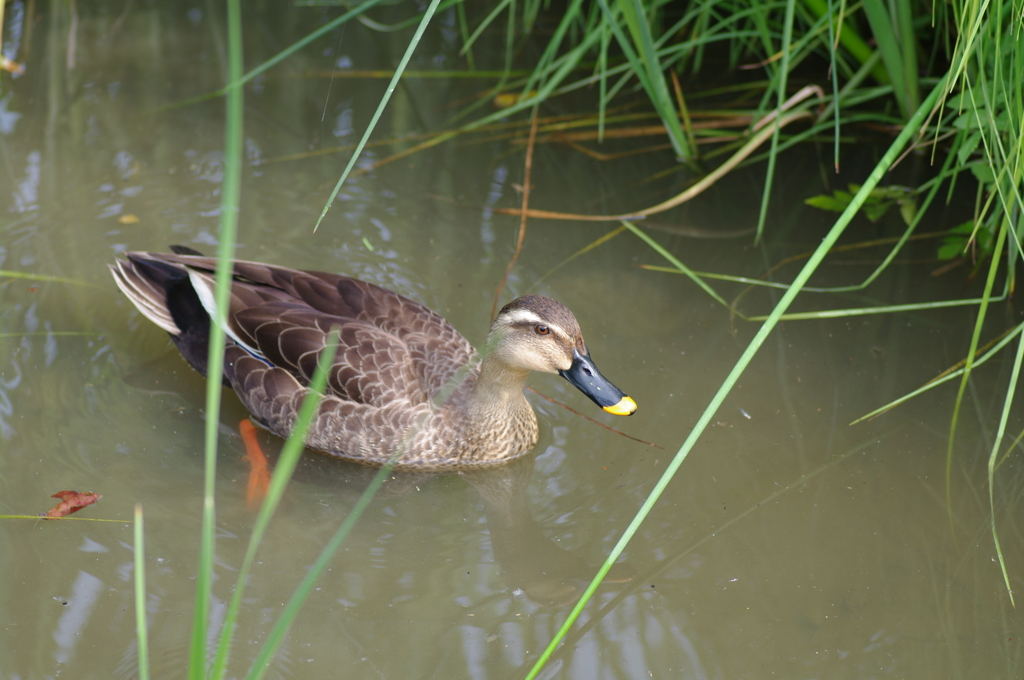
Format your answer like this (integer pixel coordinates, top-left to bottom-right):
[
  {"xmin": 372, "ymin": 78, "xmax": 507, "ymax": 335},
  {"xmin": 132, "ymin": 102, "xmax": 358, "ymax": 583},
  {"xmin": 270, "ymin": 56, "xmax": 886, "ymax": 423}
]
[
  {"xmin": 526, "ymin": 388, "xmax": 663, "ymax": 449},
  {"xmin": 491, "ymin": 108, "xmax": 540, "ymax": 319}
]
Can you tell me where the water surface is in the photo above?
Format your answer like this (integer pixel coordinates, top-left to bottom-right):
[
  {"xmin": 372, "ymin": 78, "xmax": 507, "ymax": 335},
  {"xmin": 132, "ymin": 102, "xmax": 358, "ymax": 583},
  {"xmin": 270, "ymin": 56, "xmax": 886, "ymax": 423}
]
[{"xmin": 1, "ymin": 3, "xmax": 1021, "ymax": 679}]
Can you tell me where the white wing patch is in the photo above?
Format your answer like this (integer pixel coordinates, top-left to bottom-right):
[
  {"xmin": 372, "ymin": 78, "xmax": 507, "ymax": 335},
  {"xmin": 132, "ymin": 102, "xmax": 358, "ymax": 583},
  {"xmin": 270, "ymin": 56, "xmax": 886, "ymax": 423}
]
[{"xmin": 186, "ymin": 268, "xmax": 267, "ymax": 362}]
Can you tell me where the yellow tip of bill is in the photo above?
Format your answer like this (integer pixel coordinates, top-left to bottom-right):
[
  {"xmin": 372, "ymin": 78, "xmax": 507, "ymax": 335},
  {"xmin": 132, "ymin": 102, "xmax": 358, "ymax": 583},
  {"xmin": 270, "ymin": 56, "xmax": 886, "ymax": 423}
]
[{"xmin": 602, "ymin": 396, "xmax": 637, "ymax": 416}]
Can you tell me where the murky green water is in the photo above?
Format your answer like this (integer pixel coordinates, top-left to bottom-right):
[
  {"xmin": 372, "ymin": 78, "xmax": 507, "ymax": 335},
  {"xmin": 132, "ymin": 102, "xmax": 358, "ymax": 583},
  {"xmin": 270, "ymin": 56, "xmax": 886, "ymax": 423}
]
[{"xmin": 1, "ymin": 3, "xmax": 1022, "ymax": 679}]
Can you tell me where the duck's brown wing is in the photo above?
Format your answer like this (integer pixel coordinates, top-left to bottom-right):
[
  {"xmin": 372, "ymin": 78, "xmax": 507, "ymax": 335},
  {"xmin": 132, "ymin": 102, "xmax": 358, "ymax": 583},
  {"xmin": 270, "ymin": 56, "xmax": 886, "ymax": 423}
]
[
  {"xmin": 223, "ymin": 342, "xmax": 445, "ymax": 461},
  {"xmin": 116, "ymin": 252, "xmax": 475, "ymax": 406},
  {"xmin": 227, "ymin": 301, "xmax": 429, "ymax": 407}
]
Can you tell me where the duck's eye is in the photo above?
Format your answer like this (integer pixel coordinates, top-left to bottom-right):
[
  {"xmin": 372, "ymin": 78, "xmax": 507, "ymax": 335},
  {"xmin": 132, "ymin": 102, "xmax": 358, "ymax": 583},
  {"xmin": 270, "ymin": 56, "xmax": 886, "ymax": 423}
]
[{"xmin": 535, "ymin": 325, "xmax": 550, "ymax": 335}]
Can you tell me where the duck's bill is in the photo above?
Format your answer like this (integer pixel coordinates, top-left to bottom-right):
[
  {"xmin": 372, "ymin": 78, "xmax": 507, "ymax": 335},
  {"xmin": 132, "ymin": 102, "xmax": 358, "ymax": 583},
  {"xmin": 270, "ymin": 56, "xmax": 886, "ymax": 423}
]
[{"xmin": 558, "ymin": 348, "xmax": 637, "ymax": 416}]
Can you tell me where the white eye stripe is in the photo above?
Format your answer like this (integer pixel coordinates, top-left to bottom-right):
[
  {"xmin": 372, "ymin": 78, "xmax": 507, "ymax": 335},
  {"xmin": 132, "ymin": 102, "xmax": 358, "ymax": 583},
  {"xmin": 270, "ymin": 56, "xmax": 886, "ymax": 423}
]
[
  {"xmin": 498, "ymin": 309, "xmax": 573, "ymax": 343},
  {"xmin": 501, "ymin": 309, "xmax": 546, "ymax": 326}
]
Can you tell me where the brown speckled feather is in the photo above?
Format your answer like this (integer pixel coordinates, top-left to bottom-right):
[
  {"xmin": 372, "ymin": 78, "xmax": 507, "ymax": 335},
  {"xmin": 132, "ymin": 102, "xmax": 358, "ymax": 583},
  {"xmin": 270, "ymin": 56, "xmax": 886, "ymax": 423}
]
[{"xmin": 153, "ymin": 253, "xmax": 474, "ymax": 398}]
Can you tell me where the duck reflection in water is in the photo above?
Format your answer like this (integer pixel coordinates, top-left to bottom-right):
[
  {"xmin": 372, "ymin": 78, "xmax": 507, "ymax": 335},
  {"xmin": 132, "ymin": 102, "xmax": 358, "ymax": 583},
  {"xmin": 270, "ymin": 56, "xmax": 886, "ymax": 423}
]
[{"xmin": 287, "ymin": 450, "xmax": 636, "ymax": 608}]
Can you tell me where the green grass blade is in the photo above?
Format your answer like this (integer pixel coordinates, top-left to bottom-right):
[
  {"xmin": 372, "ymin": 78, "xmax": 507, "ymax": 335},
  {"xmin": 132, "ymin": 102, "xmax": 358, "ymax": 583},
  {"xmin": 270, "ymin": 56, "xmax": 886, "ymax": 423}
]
[
  {"xmin": 314, "ymin": 0, "xmax": 443, "ymax": 232},
  {"xmin": 459, "ymin": 0, "xmax": 512, "ymax": 56},
  {"xmin": 243, "ymin": 447, "xmax": 407, "ymax": 680},
  {"xmin": 450, "ymin": 29, "xmax": 602, "ymax": 128},
  {"xmin": 824, "ymin": 0, "xmax": 840, "ymax": 169},
  {"xmin": 748, "ymin": 295, "xmax": 1009, "ymax": 321},
  {"xmin": 0, "ymin": 332, "xmax": 97, "ymax": 339},
  {"xmin": 187, "ymin": 0, "xmax": 244, "ymax": 677},
  {"xmin": 209, "ymin": 337, "xmax": 340, "ymax": 679},
  {"xmin": 946, "ymin": 0, "xmax": 991, "ymax": 94},
  {"xmin": 530, "ymin": 225, "xmax": 628, "ymax": 289},
  {"xmin": 598, "ymin": 24, "xmax": 610, "ymax": 141},
  {"xmin": 0, "ymin": 515, "xmax": 127, "ymax": 522},
  {"xmin": 233, "ymin": 0, "xmax": 382, "ymax": 85},
  {"xmin": 523, "ymin": 73, "xmax": 948, "ymax": 680},
  {"xmin": 239, "ymin": 357, "xmax": 479, "ymax": 678},
  {"xmin": 504, "ymin": 0, "xmax": 515, "ymax": 85},
  {"xmin": 642, "ymin": 143, "xmax": 956, "ymax": 301},
  {"xmin": 850, "ymin": 322, "xmax": 1024, "ymax": 424},
  {"xmin": 623, "ymin": 222, "xmax": 740, "ymax": 315},
  {"xmin": 861, "ymin": 0, "xmax": 908, "ymax": 118},
  {"xmin": 520, "ymin": 0, "xmax": 586, "ymax": 99},
  {"xmin": 987, "ymin": 320, "xmax": 1024, "ymax": 607},
  {"xmin": 355, "ymin": 0, "xmax": 462, "ymax": 32},
  {"xmin": 593, "ymin": 0, "xmax": 689, "ymax": 159},
  {"xmin": 819, "ymin": 144, "xmax": 957, "ymax": 292},
  {"xmin": 153, "ymin": 0, "xmax": 388, "ymax": 113},
  {"xmin": 800, "ymin": 0, "xmax": 889, "ymax": 82},
  {"xmin": 455, "ymin": 1, "xmax": 475, "ymax": 69},
  {"xmin": 595, "ymin": 0, "xmax": 657, "ymax": 98},
  {"xmin": 755, "ymin": 0, "xmax": 797, "ymax": 244},
  {"xmin": 895, "ymin": 0, "xmax": 920, "ymax": 115},
  {"xmin": 817, "ymin": 50, "xmax": 885, "ymax": 121},
  {"xmin": 134, "ymin": 505, "xmax": 150, "ymax": 680},
  {"xmin": 945, "ymin": 219, "xmax": 1007, "ymax": 546},
  {"xmin": 536, "ymin": 432, "xmax": 895, "ymax": 656},
  {"xmin": 620, "ymin": 0, "xmax": 690, "ymax": 159},
  {"xmin": 0, "ymin": 270, "xmax": 94, "ymax": 286}
]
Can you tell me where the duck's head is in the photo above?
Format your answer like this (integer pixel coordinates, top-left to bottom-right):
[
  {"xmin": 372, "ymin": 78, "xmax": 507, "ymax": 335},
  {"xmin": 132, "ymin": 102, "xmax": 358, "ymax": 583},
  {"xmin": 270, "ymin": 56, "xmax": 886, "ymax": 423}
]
[{"xmin": 486, "ymin": 295, "xmax": 637, "ymax": 416}]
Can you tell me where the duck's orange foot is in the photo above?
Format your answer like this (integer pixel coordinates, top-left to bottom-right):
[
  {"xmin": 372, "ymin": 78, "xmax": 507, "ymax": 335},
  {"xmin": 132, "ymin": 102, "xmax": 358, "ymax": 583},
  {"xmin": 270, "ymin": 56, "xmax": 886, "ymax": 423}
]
[{"xmin": 239, "ymin": 419, "xmax": 270, "ymax": 510}]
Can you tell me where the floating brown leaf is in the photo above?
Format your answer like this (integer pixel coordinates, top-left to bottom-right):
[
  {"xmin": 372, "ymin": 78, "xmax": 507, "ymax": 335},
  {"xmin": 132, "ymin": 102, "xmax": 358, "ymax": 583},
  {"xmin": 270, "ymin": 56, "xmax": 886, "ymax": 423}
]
[{"xmin": 43, "ymin": 490, "xmax": 102, "ymax": 518}]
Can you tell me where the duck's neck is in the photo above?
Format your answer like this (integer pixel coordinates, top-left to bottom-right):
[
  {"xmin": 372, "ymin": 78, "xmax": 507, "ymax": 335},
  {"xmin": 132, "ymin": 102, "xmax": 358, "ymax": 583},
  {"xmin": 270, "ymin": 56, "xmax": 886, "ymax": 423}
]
[
  {"xmin": 471, "ymin": 355, "xmax": 531, "ymax": 408},
  {"xmin": 454, "ymin": 354, "xmax": 538, "ymax": 457}
]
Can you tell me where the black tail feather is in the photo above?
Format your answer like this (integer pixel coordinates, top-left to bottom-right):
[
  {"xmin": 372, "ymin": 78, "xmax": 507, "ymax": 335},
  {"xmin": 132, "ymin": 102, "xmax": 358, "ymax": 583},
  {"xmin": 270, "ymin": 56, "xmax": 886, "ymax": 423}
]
[
  {"xmin": 170, "ymin": 244, "xmax": 206, "ymax": 256},
  {"xmin": 128, "ymin": 252, "xmax": 216, "ymax": 379}
]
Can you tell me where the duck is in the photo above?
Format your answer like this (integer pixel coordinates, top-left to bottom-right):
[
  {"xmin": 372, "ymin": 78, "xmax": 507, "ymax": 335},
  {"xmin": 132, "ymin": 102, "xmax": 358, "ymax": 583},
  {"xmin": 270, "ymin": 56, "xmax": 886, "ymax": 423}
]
[{"xmin": 109, "ymin": 246, "xmax": 636, "ymax": 469}]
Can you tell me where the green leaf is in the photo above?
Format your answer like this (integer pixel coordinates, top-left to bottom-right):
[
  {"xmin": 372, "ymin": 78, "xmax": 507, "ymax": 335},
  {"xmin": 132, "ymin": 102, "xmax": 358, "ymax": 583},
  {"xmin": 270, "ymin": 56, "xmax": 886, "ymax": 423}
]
[
  {"xmin": 937, "ymin": 238, "xmax": 966, "ymax": 260},
  {"xmin": 805, "ymin": 194, "xmax": 850, "ymax": 212},
  {"xmin": 958, "ymin": 131, "xmax": 982, "ymax": 166},
  {"xmin": 807, "ymin": 184, "xmax": 917, "ymax": 224},
  {"xmin": 863, "ymin": 201, "xmax": 892, "ymax": 222},
  {"xmin": 868, "ymin": 187, "xmax": 894, "ymax": 201},
  {"xmin": 970, "ymin": 161, "xmax": 995, "ymax": 184},
  {"xmin": 898, "ymin": 197, "xmax": 917, "ymax": 226},
  {"xmin": 872, "ymin": 185, "xmax": 911, "ymax": 201},
  {"xmin": 954, "ymin": 109, "xmax": 982, "ymax": 130}
]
